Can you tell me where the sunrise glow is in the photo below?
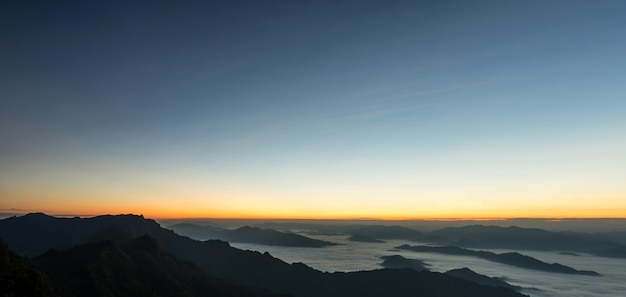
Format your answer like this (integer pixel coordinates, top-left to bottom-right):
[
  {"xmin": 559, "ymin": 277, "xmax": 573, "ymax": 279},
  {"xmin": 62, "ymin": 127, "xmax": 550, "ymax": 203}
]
[{"xmin": 2, "ymin": 1, "xmax": 626, "ymax": 220}]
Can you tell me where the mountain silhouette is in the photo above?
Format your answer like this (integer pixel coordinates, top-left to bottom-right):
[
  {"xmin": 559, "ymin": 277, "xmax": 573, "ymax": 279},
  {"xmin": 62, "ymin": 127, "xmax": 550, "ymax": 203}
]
[
  {"xmin": 167, "ymin": 223, "xmax": 338, "ymax": 247},
  {"xmin": 380, "ymin": 255, "xmax": 429, "ymax": 271},
  {"xmin": 165, "ymin": 222, "xmax": 224, "ymax": 240},
  {"xmin": 350, "ymin": 225, "xmax": 423, "ymax": 240},
  {"xmin": 445, "ymin": 268, "xmax": 521, "ymax": 291},
  {"xmin": 397, "ymin": 244, "xmax": 600, "ymax": 276},
  {"xmin": 33, "ymin": 236, "xmax": 285, "ymax": 297},
  {"xmin": 427, "ymin": 225, "xmax": 626, "ymax": 257},
  {"xmin": 0, "ymin": 213, "xmax": 528, "ymax": 297}
]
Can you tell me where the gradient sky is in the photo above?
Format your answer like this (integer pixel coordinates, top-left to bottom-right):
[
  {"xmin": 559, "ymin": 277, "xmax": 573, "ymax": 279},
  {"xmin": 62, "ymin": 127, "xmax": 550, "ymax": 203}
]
[{"xmin": 1, "ymin": 0, "xmax": 626, "ymax": 219}]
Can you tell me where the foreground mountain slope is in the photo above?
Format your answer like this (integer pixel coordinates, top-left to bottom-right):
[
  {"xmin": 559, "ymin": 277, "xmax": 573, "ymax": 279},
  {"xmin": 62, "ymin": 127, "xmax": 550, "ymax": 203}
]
[
  {"xmin": 34, "ymin": 236, "xmax": 284, "ymax": 297},
  {"xmin": 349, "ymin": 225, "xmax": 423, "ymax": 240},
  {"xmin": 0, "ymin": 213, "xmax": 527, "ymax": 297},
  {"xmin": 0, "ymin": 240, "xmax": 54, "ymax": 297}
]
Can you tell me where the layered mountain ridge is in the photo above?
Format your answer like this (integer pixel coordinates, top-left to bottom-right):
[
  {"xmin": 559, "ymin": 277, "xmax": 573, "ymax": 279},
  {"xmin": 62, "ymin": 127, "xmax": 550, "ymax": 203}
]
[{"xmin": 0, "ymin": 213, "xmax": 527, "ymax": 297}]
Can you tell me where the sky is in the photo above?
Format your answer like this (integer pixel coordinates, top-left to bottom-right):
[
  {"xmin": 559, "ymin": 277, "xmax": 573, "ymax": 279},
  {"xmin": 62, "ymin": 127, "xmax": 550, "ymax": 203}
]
[{"xmin": 1, "ymin": 0, "xmax": 626, "ymax": 219}]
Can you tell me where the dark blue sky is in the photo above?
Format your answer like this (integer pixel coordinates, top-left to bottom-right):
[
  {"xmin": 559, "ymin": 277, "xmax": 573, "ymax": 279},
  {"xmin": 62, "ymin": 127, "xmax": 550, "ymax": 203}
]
[{"xmin": 2, "ymin": 1, "xmax": 626, "ymax": 218}]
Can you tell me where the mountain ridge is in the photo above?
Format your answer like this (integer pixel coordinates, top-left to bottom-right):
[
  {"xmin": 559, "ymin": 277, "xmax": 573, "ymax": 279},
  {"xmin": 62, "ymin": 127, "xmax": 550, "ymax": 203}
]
[
  {"xmin": 0, "ymin": 213, "xmax": 527, "ymax": 297},
  {"xmin": 167, "ymin": 223, "xmax": 338, "ymax": 247}
]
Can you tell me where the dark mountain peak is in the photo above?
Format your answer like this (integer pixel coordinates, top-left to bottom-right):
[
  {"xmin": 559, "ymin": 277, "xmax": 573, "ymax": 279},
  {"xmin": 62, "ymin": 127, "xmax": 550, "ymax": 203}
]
[
  {"xmin": 94, "ymin": 214, "xmax": 153, "ymax": 226},
  {"xmin": 238, "ymin": 226, "xmax": 255, "ymax": 230},
  {"xmin": 169, "ymin": 222, "xmax": 203, "ymax": 228},
  {"xmin": 351, "ymin": 225, "xmax": 422, "ymax": 240},
  {"xmin": 20, "ymin": 212, "xmax": 55, "ymax": 220},
  {"xmin": 448, "ymin": 267, "xmax": 473, "ymax": 273},
  {"xmin": 380, "ymin": 255, "xmax": 429, "ymax": 271},
  {"xmin": 235, "ymin": 226, "xmax": 261, "ymax": 232},
  {"xmin": 24, "ymin": 212, "xmax": 51, "ymax": 217},
  {"xmin": 445, "ymin": 267, "xmax": 520, "ymax": 291}
]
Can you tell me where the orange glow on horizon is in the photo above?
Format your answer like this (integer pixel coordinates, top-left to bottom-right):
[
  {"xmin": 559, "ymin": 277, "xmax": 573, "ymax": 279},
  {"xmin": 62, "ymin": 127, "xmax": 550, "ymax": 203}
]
[
  {"xmin": 3, "ymin": 185, "xmax": 625, "ymax": 220},
  {"xmin": 5, "ymin": 205, "xmax": 626, "ymax": 221}
]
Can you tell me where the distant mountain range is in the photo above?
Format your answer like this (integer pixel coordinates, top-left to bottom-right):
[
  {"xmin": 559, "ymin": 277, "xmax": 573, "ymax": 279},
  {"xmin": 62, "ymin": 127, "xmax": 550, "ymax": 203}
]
[
  {"xmin": 397, "ymin": 244, "xmax": 600, "ymax": 276},
  {"xmin": 167, "ymin": 223, "xmax": 338, "ymax": 247},
  {"xmin": 428, "ymin": 225, "xmax": 602, "ymax": 250},
  {"xmin": 350, "ymin": 225, "xmax": 424, "ymax": 240},
  {"xmin": 0, "ymin": 213, "xmax": 527, "ymax": 297},
  {"xmin": 323, "ymin": 223, "xmax": 626, "ymax": 258},
  {"xmin": 428, "ymin": 225, "xmax": 626, "ymax": 258}
]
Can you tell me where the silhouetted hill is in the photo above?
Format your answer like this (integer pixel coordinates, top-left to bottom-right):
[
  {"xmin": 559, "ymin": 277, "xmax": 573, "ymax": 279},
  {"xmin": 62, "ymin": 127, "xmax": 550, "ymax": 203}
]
[
  {"xmin": 168, "ymin": 223, "xmax": 338, "ymax": 247},
  {"xmin": 349, "ymin": 234, "xmax": 385, "ymax": 243},
  {"xmin": 397, "ymin": 245, "xmax": 600, "ymax": 276},
  {"xmin": 34, "ymin": 236, "xmax": 285, "ymax": 297},
  {"xmin": 350, "ymin": 225, "xmax": 423, "ymax": 240},
  {"xmin": 380, "ymin": 255, "xmax": 428, "ymax": 271},
  {"xmin": 222, "ymin": 226, "xmax": 339, "ymax": 247},
  {"xmin": 428, "ymin": 225, "xmax": 625, "ymax": 257},
  {"xmin": 0, "ymin": 214, "xmax": 528, "ymax": 297},
  {"xmin": 445, "ymin": 268, "xmax": 520, "ymax": 291}
]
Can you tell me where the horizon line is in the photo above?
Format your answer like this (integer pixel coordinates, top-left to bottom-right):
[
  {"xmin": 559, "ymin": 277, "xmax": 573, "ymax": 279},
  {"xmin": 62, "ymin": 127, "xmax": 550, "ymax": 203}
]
[{"xmin": 3, "ymin": 211, "xmax": 626, "ymax": 221}]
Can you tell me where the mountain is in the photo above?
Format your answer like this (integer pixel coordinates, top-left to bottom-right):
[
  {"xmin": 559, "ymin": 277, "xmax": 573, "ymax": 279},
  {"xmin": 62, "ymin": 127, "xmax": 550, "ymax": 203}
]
[
  {"xmin": 349, "ymin": 234, "xmax": 385, "ymax": 243},
  {"xmin": 350, "ymin": 225, "xmax": 423, "ymax": 240},
  {"xmin": 0, "ymin": 213, "xmax": 162, "ymax": 257},
  {"xmin": 380, "ymin": 255, "xmax": 429, "ymax": 271},
  {"xmin": 397, "ymin": 245, "xmax": 600, "ymax": 276},
  {"xmin": 0, "ymin": 213, "xmax": 528, "ymax": 297},
  {"xmin": 220, "ymin": 226, "xmax": 339, "ymax": 247},
  {"xmin": 167, "ymin": 223, "xmax": 338, "ymax": 247},
  {"xmin": 445, "ymin": 268, "xmax": 520, "ymax": 291},
  {"xmin": 165, "ymin": 222, "xmax": 224, "ymax": 240},
  {"xmin": 33, "ymin": 236, "xmax": 284, "ymax": 297},
  {"xmin": 428, "ymin": 225, "xmax": 625, "ymax": 257}
]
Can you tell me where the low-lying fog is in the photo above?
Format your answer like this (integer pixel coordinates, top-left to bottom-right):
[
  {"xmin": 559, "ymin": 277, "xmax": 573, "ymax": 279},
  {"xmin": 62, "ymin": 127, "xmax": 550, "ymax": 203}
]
[{"xmin": 229, "ymin": 233, "xmax": 626, "ymax": 297}]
